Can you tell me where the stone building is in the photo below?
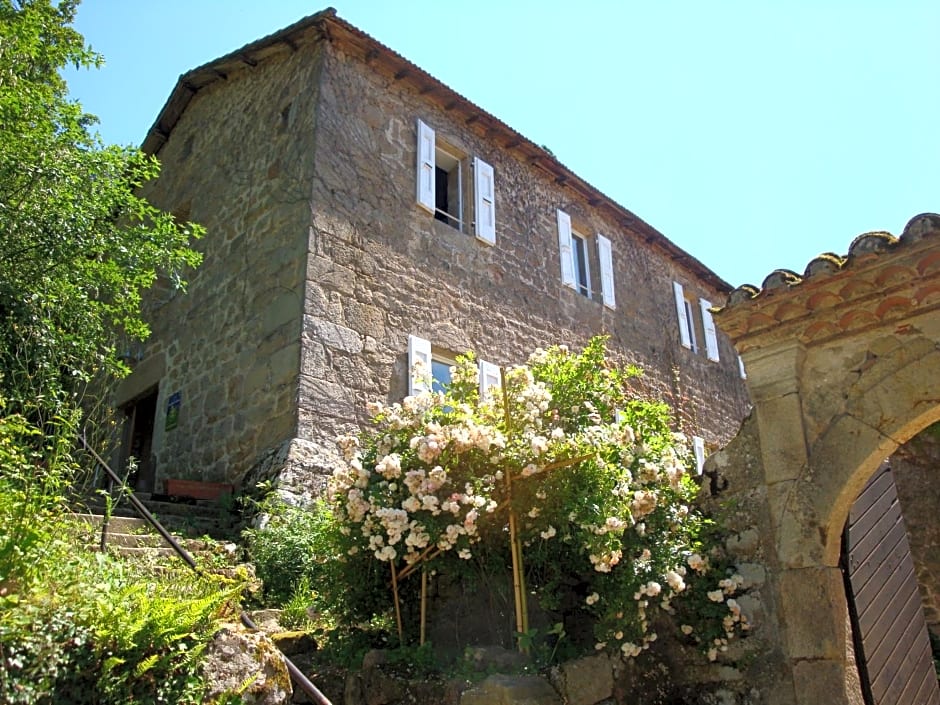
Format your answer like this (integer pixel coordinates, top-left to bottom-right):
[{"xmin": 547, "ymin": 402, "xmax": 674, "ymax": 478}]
[{"xmin": 113, "ymin": 8, "xmax": 749, "ymax": 498}]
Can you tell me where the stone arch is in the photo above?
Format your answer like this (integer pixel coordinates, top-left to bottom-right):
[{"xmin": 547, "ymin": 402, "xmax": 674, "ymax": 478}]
[
  {"xmin": 817, "ymin": 348, "xmax": 940, "ymax": 568},
  {"xmin": 714, "ymin": 213, "xmax": 940, "ymax": 705}
]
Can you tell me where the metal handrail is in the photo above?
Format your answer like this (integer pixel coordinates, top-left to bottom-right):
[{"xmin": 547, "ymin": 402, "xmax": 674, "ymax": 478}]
[{"xmin": 78, "ymin": 432, "xmax": 333, "ymax": 705}]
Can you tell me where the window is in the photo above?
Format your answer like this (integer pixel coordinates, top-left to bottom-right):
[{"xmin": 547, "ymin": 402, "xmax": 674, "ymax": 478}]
[
  {"xmin": 416, "ymin": 119, "xmax": 496, "ymax": 244},
  {"xmin": 672, "ymin": 282, "xmax": 719, "ymax": 361},
  {"xmin": 434, "ymin": 147, "xmax": 462, "ymax": 229},
  {"xmin": 682, "ymin": 298, "xmax": 699, "ymax": 353},
  {"xmin": 571, "ymin": 231, "xmax": 591, "ymax": 298},
  {"xmin": 408, "ymin": 335, "xmax": 501, "ymax": 397},
  {"xmin": 431, "ymin": 357, "xmax": 454, "ymax": 394},
  {"xmin": 556, "ymin": 209, "xmax": 616, "ymax": 309}
]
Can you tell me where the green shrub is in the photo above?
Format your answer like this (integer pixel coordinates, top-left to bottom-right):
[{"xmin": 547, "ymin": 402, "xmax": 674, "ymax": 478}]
[{"xmin": 0, "ymin": 402, "xmax": 245, "ymax": 702}]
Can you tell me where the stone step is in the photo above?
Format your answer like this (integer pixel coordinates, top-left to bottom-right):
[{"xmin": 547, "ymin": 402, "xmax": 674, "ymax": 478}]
[
  {"xmin": 74, "ymin": 498, "xmax": 237, "ymax": 540},
  {"xmin": 94, "ymin": 530, "xmax": 213, "ymax": 552},
  {"xmin": 73, "ymin": 512, "xmax": 150, "ymax": 534},
  {"xmin": 109, "ymin": 545, "xmax": 183, "ymax": 559}
]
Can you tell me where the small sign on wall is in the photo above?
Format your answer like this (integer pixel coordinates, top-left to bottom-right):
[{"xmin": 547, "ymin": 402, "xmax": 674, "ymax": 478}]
[{"xmin": 165, "ymin": 391, "xmax": 181, "ymax": 431}]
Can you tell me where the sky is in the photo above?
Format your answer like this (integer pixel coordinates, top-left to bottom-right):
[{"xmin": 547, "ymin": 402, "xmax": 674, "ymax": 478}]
[{"xmin": 65, "ymin": 1, "xmax": 939, "ymax": 288}]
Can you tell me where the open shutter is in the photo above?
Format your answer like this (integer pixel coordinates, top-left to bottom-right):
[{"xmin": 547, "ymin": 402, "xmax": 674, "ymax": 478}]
[
  {"xmin": 408, "ymin": 334, "xmax": 432, "ymax": 395},
  {"xmin": 479, "ymin": 360, "xmax": 501, "ymax": 396},
  {"xmin": 673, "ymin": 282, "xmax": 692, "ymax": 349},
  {"xmin": 557, "ymin": 210, "xmax": 576, "ymax": 288},
  {"xmin": 692, "ymin": 436, "xmax": 706, "ymax": 475},
  {"xmin": 416, "ymin": 119, "xmax": 435, "ymax": 213},
  {"xmin": 473, "ymin": 157, "xmax": 496, "ymax": 245},
  {"xmin": 700, "ymin": 299, "xmax": 719, "ymax": 361},
  {"xmin": 597, "ymin": 234, "xmax": 616, "ymax": 309}
]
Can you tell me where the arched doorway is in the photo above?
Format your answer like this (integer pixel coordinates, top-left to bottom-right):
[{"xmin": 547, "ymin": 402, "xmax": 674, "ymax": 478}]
[{"xmin": 714, "ymin": 213, "xmax": 940, "ymax": 705}]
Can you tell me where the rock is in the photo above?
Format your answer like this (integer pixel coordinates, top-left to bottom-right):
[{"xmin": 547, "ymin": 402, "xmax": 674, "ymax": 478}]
[
  {"xmin": 202, "ymin": 624, "xmax": 292, "ymax": 704},
  {"xmin": 464, "ymin": 645, "xmax": 529, "ymax": 672},
  {"xmin": 549, "ymin": 653, "xmax": 613, "ymax": 705},
  {"xmin": 250, "ymin": 608, "xmax": 285, "ymax": 633},
  {"xmin": 460, "ymin": 673, "xmax": 562, "ymax": 705},
  {"xmin": 272, "ymin": 630, "xmax": 317, "ymax": 656}
]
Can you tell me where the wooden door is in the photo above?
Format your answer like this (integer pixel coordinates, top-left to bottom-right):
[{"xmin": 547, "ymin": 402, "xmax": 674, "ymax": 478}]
[{"xmin": 843, "ymin": 463, "xmax": 940, "ymax": 705}]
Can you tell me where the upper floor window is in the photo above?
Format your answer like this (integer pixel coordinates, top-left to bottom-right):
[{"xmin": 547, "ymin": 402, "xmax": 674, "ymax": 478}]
[
  {"xmin": 416, "ymin": 119, "xmax": 495, "ymax": 245},
  {"xmin": 556, "ymin": 209, "xmax": 616, "ymax": 309},
  {"xmin": 434, "ymin": 145, "xmax": 463, "ymax": 230},
  {"xmin": 571, "ymin": 231, "xmax": 591, "ymax": 298},
  {"xmin": 672, "ymin": 281, "xmax": 719, "ymax": 362}
]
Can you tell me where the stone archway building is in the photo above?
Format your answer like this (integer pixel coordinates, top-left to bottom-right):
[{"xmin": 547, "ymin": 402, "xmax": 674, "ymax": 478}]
[{"xmin": 711, "ymin": 213, "xmax": 940, "ymax": 705}]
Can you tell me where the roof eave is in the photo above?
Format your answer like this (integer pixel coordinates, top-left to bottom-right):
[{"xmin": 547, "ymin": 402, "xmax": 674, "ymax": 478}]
[{"xmin": 140, "ymin": 7, "xmax": 731, "ymax": 293}]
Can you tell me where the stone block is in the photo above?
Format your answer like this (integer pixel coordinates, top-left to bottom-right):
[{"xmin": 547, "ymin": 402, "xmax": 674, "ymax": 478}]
[
  {"xmin": 755, "ymin": 393, "xmax": 808, "ymax": 485},
  {"xmin": 792, "ymin": 659, "xmax": 856, "ymax": 705},
  {"xmin": 460, "ymin": 674, "xmax": 562, "ymax": 705},
  {"xmin": 744, "ymin": 342, "xmax": 805, "ymax": 402},
  {"xmin": 551, "ymin": 653, "xmax": 613, "ymax": 705},
  {"xmin": 725, "ymin": 528, "xmax": 760, "ymax": 558},
  {"xmin": 778, "ymin": 567, "xmax": 846, "ymax": 661},
  {"xmin": 269, "ymin": 342, "xmax": 301, "ymax": 384},
  {"xmin": 735, "ymin": 562, "xmax": 766, "ymax": 590},
  {"xmin": 262, "ymin": 290, "xmax": 302, "ymax": 336},
  {"xmin": 305, "ymin": 316, "xmax": 363, "ymax": 354}
]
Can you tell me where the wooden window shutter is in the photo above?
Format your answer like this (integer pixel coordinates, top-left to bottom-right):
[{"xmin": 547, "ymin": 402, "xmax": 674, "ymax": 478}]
[
  {"xmin": 407, "ymin": 334, "xmax": 432, "ymax": 395},
  {"xmin": 692, "ymin": 435, "xmax": 706, "ymax": 475},
  {"xmin": 479, "ymin": 360, "xmax": 501, "ymax": 396},
  {"xmin": 597, "ymin": 234, "xmax": 616, "ymax": 309},
  {"xmin": 557, "ymin": 209, "xmax": 576, "ymax": 288},
  {"xmin": 473, "ymin": 157, "xmax": 496, "ymax": 245},
  {"xmin": 416, "ymin": 119, "xmax": 435, "ymax": 213},
  {"xmin": 700, "ymin": 299, "xmax": 719, "ymax": 362},
  {"xmin": 673, "ymin": 282, "xmax": 692, "ymax": 349}
]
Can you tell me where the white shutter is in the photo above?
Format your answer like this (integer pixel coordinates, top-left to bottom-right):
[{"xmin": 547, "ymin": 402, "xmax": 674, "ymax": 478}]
[
  {"xmin": 473, "ymin": 157, "xmax": 496, "ymax": 245},
  {"xmin": 416, "ymin": 119, "xmax": 435, "ymax": 213},
  {"xmin": 738, "ymin": 354, "xmax": 747, "ymax": 379},
  {"xmin": 597, "ymin": 234, "xmax": 615, "ymax": 309},
  {"xmin": 479, "ymin": 360, "xmax": 501, "ymax": 397},
  {"xmin": 673, "ymin": 282, "xmax": 692, "ymax": 349},
  {"xmin": 557, "ymin": 209, "xmax": 575, "ymax": 288},
  {"xmin": 700, "ymin": 299, "xmax": 719, "ymax": 362},
  {"xmin": 408, "ymin": 334, "xmax": 432, "ymax": 395},
  {"xmin": 692, "ymin": 435, "xmax": 706, "ymax": 475}
]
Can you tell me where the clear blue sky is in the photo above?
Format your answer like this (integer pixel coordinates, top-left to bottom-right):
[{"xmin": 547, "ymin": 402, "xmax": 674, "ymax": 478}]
[{"xmin": 65, "ymin": 1, "xmax": 938, "ymax": 288}]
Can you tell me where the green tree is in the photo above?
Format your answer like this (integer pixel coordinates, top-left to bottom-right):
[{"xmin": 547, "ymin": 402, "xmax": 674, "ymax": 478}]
[{"xmin": 0, "ymin": 0, "xmax": 203, "ymax": 422}]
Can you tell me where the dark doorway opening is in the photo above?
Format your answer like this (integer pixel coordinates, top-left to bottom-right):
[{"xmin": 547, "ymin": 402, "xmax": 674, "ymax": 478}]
[{"xmin": 121, "ymin": 387, "xmax": 158, "ymax": 493}]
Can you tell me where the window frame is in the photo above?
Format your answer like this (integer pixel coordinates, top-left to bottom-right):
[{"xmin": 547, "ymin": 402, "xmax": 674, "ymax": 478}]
[
  {"xmin": 571, "ymin": 229, "xmax": 592, "ymax": 299},
  {"xmin": 416, "ymin": 118, "xmax": 495, "ymax": 243}
]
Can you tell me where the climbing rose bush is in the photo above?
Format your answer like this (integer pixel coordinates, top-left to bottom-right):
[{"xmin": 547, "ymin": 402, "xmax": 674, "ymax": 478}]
[{"xmin": 328, "ymin": 338, "xmax": 747, "ymax": 658}]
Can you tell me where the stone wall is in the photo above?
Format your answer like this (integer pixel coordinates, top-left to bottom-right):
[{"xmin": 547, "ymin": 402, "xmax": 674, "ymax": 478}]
[
  {"xmin": 891, "ymin": 427, "xmax": 940, "ymax": 634},
  {"xmin": 298, "ymin": 40, "xmax": 750, "ymax": 461},
  {"xmin": 129, "ymin": 36, "xmax": 326, "ymax": 486}
]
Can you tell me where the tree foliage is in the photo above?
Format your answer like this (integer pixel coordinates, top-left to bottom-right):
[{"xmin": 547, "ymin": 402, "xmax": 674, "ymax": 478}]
[{"xmin": 0, "ymin": 0, "xmax": 203, "ymax": 420}]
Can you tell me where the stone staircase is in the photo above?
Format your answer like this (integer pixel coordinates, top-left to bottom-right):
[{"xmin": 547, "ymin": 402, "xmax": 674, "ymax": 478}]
[{"xmin": 72, "ymin": 494, "xmax": 240, "ymax": 564}]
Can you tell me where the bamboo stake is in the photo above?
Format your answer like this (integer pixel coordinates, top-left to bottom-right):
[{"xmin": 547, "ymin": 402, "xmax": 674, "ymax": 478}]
[
  {"xmin": 420, "ymin": 566, "xmax": 428, "ymax": 646},
  {"xmin": 507, "ymin": 502, "xmax": 527, "ymax": 651},
  {"xmin": 516, "ymin": 528, "xmax": 529, "ymax": 636},
  {"xmin": 501, "ymin": 367, "xmax": 528, "ymax": 652},
  {"xmin": 390, "ymin": 561, "xmax": 404, "ymax": 644}
]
